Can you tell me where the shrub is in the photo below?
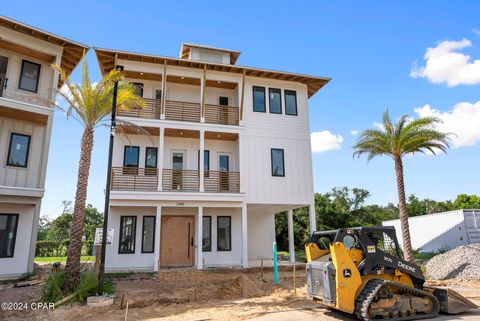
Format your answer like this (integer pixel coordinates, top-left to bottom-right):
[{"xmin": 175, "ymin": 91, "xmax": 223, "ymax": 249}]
[
  {"xmin": 42, "ymin": 271, "xmax": 66, "ymax": 302},
  {"xmin": 41, "ymin": 270, "xmax": 115, "ymax": 303}
]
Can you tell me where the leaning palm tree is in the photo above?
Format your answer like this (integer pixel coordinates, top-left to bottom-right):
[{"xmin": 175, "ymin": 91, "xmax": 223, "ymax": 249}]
[
  {"xmin": 353, "ymin": 110, "xmax": 451, "ymax": 262},
  {"xmin": 53, "ymin": 57, "xmax": 144, "ymax": 289}
]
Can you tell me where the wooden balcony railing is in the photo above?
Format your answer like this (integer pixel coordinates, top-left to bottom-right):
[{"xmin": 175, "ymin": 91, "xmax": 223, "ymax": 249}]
[
  {"xmin": 162, "ymin": 169, "xmax": 199, "ymax": 192},
  {"xmin": 204, "ymin": 104, "xmax": 239, "ymax": 126},
  {"xmin": 165, "ymin": 100, "xmax": 201, "ymax": 123},
  {"xmin": 117, "ymin": 98, "xmax": 161, "ymax": 119},
  {"xmin": 117, "ymin": 99, "xmax": 239, "ymax": 126},
  {"xmin": 111, "ymin": 167, "xmax": 158, "ymax": 191},
  {"xmin": 204, "ymin": 170, "xmax": 240, "ymax": 193}
]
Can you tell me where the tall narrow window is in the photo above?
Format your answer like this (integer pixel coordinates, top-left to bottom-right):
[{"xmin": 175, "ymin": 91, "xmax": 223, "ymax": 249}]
[
  {"xmin": 202, "ymin": 216, "xmax": 212, "ymax": 252},
  {"xmin": 18, "ymin": 60, "xmax": 41, "ymax": 93},
  {"xmin": 119, "ymin": 216, "xmax": 136, "ymax": 254},
  {"xmin": 123, "ymin": 146, "xmax": 140, "ymax": 173},
  {"xmin": 7, "ymin": 133, "xmax": 31, "ymax": 168},
  {"xmin": 197, "ymin": 150, "xmax": 210, "ymax": 174},
  {"xmin": 0, "ymin": 214, "xmax": 19, "ymax": 258},
  {"xmin": 217, "ymin": 216, "xmax": 231, "ymax": 251},
  {"xmin": 253, "ymin": 86, "xmax": 266, "ymax": 112},
  {"xmin": 269, "ymin": 88, "xmax": 282, "ymax": 114},
  {"xmin": 284, "ymin": 90, "xmax": 298, "ymax": 115},
  {"xmin": 141, "ymin": 216, "xmax": 155, "ymax": 253},
  {"xmin": 271, "ymin": 148, "xmax": 285, "ymax": 177},
  {"xmin": 131, "ymin": 83, "xmax": 144, "ymax": 97},
  {"xmin": 145, "ymin": 147, "xmax": 157, "ymax": 175}
]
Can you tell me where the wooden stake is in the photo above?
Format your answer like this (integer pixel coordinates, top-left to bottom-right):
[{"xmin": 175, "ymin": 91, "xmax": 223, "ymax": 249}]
[
  {"xmin": 120, "ymin": 293, "xmax": 125, "ymax": 309},
  {"xmin": 260, "ymin": 259, "xmax": 264, "ymax": 279},
  {"xmin": 194, "ymin": 289, "xmax": 197, "ymax": 302},
  {"xmin": 125, "ymin": 302, "xmax": 129, "ymax": 321},
  {"xmin": 293, "ymin": 265, "xmax": 296, "ymax": 294}
]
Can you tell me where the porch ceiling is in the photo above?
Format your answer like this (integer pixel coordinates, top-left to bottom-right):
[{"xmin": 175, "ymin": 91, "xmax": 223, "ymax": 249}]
[{"xmin": 0, "ymin": 105, "xmax": 48, "ymax": 124}]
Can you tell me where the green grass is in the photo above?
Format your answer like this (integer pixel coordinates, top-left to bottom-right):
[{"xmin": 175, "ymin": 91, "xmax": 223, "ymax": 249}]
[{"xmin": 34, "ymin": 256, "xmax": 95, "ymax": 263}]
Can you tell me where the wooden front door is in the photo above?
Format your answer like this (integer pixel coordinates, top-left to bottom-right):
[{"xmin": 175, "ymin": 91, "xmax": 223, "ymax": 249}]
[{"xmin": 160, "ymin": 216, "xmax": 195, "ymax": 267}]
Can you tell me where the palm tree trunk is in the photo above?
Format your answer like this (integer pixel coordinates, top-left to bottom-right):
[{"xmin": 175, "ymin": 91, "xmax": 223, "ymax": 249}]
[
  {"xmin": 65, "ymin": 125, "xmax": 94, "ymax": 290},
  {"xmin": 394, "ymin": 156, "xmax": 414, "ymax": 262}
]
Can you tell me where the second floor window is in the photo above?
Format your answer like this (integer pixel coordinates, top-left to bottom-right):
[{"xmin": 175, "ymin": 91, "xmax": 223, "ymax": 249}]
[
  {"xmin": 271, "ymin": 148, "xmax": 285, "ymax": 177},
  {"xmin": 131, "ymin": 82, "xmax": 144, "ymax": 97},
  {"xmin": 253, "ymin": 86, "xmax": 266, "ymax": 112},
  {"xmin": 19, "ymin": 60, "xmax": 41, "ymax": 93},
  {"xmin": 7, "ymin": 133, "xmax": 31, "ymax": 168},
  {"xmin": 269, "ymin": 88, "xmax": 282, "ymax": 114},
  {"xmin": 145, "ymin": 147, "xmax": 158, "ymax": 168},
  {"xmin": 123, "ymin": 146, "xmax": 139, "ymax": 168},
  {"xmin": 198, "ymin": 150, "xmax": 210, "ymax": 173},
  {"xmin": 285, "ymin": 90, "xmax": 298, "ymax": 116}
]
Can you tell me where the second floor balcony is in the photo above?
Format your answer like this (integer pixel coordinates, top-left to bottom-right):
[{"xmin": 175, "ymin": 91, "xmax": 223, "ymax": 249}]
[{"xmin": 111, "ymin": 167, "xmax": 240, "ymax": 193}]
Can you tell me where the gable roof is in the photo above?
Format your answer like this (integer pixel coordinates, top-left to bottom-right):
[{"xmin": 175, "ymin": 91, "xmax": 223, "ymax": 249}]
[
  {"xmin": 94, "ymin": 47, "xmax": 330, "ymax": 98},
  {"xmin": 0, "ymin": 16, "xmax": 89, "ymax": 88}
]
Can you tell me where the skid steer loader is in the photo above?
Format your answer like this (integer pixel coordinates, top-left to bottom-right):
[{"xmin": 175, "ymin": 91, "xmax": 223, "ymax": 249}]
[{"xmin": 305, "ymin": 226, "xmax": 477, "ymax": 320}]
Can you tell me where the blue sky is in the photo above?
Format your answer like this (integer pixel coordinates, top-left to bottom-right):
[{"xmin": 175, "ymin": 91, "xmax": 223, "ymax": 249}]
[{"xmin": 3, "ymin": 1, "xmax": 480, "ymax": 217}]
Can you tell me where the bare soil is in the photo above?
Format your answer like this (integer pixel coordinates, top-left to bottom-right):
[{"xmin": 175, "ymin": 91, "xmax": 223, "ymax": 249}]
[{"xmin": 1, "ymin": 268, "xmax": 479, "ymax": 321}]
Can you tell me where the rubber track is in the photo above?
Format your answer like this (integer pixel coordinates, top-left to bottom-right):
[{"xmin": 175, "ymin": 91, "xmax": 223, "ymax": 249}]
[{"xmin": 354, "ymin": 279, "xmax": 440, "ymax": 321}]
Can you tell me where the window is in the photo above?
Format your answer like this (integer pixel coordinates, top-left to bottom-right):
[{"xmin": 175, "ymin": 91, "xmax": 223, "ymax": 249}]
[
  {"xmin": 18, "ymin": 60, "xmax": 41, "ymax": 93},
  {"xmin": 119, "ymin": 216, "xmax": 136, "ymax": 254},
  {"xmin": 219, "ymin": 96, "xmax": 229, "ymax": 106},
  {"xmin": 217, "ymin": 216, "xmax": 231, "ymax": 251},
  {"xmin": 145, "ymin": 147, "xmax": 157, "ymax": 168},
  {"xmin": 0, "ymin": 214, "xmax": 18, "ymax": 258},
  {"xmin": 271, "ymin": 148, "xmax": 285, "ymax": 177},
  {"xmin": 123, "ymin": 146, "xmax": 140, "ymax": 167},
  {"xmin": 284, "ymin": 90, "xmax": 298, "ymax": 115},
  {"xmin": 141, "ymin": 216, "xmax": 155, "ymax": 253},
  {"xmin": 269, "ymin": 88, "xmax": 282, "ymax": 114},
  {"xmin": 7, "ymin": 133, "xmax": 31, "ymax": 168},
  {"xmin": 202, "ymin": 216, "xmax": 212, "ymax": 252},
  {"xmin": 197, "ymin": 150, "xmax": 210, "ymax": 174},
  {"xmin": 131, "ymin": 82, "xmax": 144, "ymax": 97},
  {"xmin": 253, "ymin": 86, "xmax": 266, "ymax": 112}
]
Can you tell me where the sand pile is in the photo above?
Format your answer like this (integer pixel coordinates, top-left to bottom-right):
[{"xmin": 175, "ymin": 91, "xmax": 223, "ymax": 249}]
[{"xmin": 426, "ymin": 244, "xmax": 480, "ymax": 281}]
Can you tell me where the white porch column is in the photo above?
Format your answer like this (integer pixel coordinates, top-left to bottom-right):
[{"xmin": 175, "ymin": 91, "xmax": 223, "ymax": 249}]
[
  {"xmin": 199, "ymin": 129, "xmax": 205, "ymax": 192},
  {"xmin": 287, "ymin": 209, "xmax": 296, "ymax": 263},
  {"xmin": 309, "ymin": 201, "xmax": 317, "ymax": 235},
  {"xmin": 157, "ymin": 127, "xmax": 165, "ymax": 191},
  {"xmin": 241, "ymin": 202, "xmax": 248, "ymax": 268},
  {"xmin": 161, "ymin": 60, "xmax": 166, "ymax": 120},
  {"xmin": 197, "ymin": 206, "xmax": 203, "ymax": 269},
  {"xmin": 200, "ymin": 66, "xmax": 206, "ymax": 123},
  {"xmin": 154, "ymin": 206, "xmax": 162, "ymax": 271}
]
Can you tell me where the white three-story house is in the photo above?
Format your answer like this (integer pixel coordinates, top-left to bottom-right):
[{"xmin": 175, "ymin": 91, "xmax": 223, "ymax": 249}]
[
  {"xmin": 94, "ymin": 43, "xmax": 329, "ymax": 271},
  {"xmin": 0, "ymin": 16, "xmax": 87, "ymax": 278}
]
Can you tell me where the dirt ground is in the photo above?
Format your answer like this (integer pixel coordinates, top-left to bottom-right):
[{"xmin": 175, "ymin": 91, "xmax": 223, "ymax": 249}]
[{"xmin": 1, "ymin": 267, "xmax": 479, "ymax": 321}]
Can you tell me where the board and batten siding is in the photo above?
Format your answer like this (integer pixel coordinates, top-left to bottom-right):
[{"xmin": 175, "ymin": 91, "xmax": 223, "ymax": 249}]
[
  {"xmin": 0, "ymin": 116, "xmax": 46, "ymax": 189},
  {"xmin": 241, "ymin": 78, "xmax": 314, "ymax": 205}
]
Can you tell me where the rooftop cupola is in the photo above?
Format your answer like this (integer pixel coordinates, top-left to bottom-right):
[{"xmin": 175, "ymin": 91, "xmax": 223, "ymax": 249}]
[{"xmin": 179, "ymin": 43, "xmax": 241, "ymax": 65}]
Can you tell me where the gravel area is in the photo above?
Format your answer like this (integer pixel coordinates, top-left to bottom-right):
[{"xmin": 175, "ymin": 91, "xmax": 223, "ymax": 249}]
[{"xmin": 426, "ymin": 244, "xmax": 480, "ymax": 281}]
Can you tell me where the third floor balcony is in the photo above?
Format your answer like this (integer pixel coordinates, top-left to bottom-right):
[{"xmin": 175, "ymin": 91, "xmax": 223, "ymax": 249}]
[{"xmin": 117, "ymin": 74, "xmax": 241, "ymax": 126}]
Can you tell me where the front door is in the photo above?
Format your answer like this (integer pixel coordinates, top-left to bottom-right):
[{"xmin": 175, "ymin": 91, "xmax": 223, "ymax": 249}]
[
  {"xmin": 219, "ymin": 154, "xmax": 230, "ymax": 192},
  {"xmin": 0, "ymin": 55, "xmax": 8, "ymax": 97},
  {"xmin": 160, "ymin": 216, "xmax": 195, "ymax": 267}
]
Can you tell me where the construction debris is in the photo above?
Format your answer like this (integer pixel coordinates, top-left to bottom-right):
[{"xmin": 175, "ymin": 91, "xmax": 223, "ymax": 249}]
[{"xmin": 426, "ymin": 244, "xmax": 480, "ymax": 281}]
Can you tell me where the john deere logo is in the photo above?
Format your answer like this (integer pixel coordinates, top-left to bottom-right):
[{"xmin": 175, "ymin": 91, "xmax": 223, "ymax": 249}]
[{"xmin": 343, "ymin": 269, "xmax": 352, "ymax": 278}]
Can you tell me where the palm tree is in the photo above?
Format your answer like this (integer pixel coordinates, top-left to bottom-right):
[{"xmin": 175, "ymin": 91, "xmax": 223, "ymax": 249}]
[
  {"xmin": 353, "ymin": 110, "xmax": 451, "ymax": 261},
  {"xmin": 53, "ymin": 57, "xmax": 144, "ymax": 289}
]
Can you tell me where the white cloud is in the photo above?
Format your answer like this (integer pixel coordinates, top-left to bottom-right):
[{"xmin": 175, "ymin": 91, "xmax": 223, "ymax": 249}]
[
  {"xmin": 414, "ymin": 101, "xmax": 480, "ymax": 148},
  {"xmin": 310, "ymin": 130, "xmax": 343, "ymax": 153},
  {"xmin": 350, "ymin": 130, "xmax": 358, "ymax": 135},
  {"xmin": 410, "ymin": 39, "xmax": 480, "ymax": 86},
  {"xmin": 473, "ymin": 28, "xmax": 480, "ymax": 36}
]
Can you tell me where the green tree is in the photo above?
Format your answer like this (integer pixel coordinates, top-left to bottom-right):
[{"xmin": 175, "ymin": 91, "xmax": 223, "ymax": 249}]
[
  {"xmin": 83, "ymin": 204, "xmax": 103, "ymax": 242},
  {"xmin": 453, "ymin": 194, "xmax": 480, "ymax": 209},
  {"xmin": 353, "ymin": 110, "xmax": 451, "ymax": 261},
  {"xmin": 52, "ymin": 57, "xmax": 144, "ymax": 289}
]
